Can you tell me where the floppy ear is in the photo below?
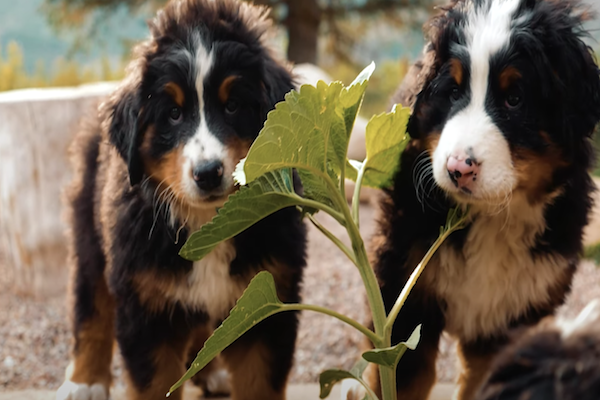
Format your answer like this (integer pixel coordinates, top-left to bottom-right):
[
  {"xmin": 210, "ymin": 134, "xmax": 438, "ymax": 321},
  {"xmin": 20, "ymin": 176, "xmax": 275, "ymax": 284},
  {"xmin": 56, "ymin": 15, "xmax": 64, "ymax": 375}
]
[
  {"xmin": 538, "ymin": 6, "xmax": 600, "ymax": 149},
  {"xmin": 105, "ymin": 86, "xmax": 145, "ymax": 186},
  {"xmin": 262, "ymin": 57, "xmax": 294, "ymax": 109},
  {"xmin": 403, "ymin": 49, "xmax": 440, "ymax": 139},
  {"xmin": 558, "ymin": 42, "xmax": 600, "ymax": 139},
  {"xmin": 401, "ymin": 2, "xmax": 460, "ymax": 139}
]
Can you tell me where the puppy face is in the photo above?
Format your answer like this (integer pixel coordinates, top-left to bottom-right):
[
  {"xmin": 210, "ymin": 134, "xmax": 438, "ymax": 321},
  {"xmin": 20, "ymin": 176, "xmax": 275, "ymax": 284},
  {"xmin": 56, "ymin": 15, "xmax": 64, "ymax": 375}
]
[
  {"xmin": 409, "ymin": 0, "xmax": 600, "ymax": 207},
  {"xmin": 105, "ymin": 0, "xmax": 293, "ymax": 213}
]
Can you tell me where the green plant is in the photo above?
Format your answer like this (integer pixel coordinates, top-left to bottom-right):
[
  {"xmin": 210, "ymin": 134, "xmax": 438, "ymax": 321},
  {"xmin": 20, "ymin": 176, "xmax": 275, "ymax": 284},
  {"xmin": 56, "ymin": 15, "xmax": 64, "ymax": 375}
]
[{"xmin": 168, "ymin": 63, "xmax": 468, "ymax": 400}]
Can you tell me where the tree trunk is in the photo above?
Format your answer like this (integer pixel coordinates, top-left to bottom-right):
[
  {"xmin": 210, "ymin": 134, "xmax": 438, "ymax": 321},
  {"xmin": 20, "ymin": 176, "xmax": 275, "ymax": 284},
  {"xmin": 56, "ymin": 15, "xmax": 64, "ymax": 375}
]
[{"xmin": 284, "ymin": 0, "xmax": 321, "ymax": 64}]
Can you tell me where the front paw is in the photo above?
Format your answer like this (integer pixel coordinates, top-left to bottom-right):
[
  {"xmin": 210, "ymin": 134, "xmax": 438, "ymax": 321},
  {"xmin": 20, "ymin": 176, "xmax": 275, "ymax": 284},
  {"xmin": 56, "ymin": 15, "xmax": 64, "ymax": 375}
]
[{"xmin": 56, "ymin": 380, "xmax": 109, "ymax": 400}]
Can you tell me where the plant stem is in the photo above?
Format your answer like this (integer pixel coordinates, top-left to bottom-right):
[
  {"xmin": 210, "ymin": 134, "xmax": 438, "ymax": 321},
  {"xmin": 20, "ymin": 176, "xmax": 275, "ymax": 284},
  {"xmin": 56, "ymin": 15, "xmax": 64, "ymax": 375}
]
[
  {"xmin": 307, "ymin": 215, "xmax": 356, "ymax": 265},
  {"xmin": 352, "ymin": 160, "xmax": 368, "ymax": 228},
  {"xmin": 379, "ymin": 366, "xmax": 397, "ymax": 400},
  {"xmin": 324, "ymin": 176, "xmax": 387, "ymax": 340},
  {"xmin": 316, "ymin": 164, "xmax": 395, "ymax": 400},
  {"xmin": 281, "ymin": 304, "xmax": 381, "ymax": 346},
  {"xmin": 297, "ymin": 196, "xmax": 346, "ymax": 226}
]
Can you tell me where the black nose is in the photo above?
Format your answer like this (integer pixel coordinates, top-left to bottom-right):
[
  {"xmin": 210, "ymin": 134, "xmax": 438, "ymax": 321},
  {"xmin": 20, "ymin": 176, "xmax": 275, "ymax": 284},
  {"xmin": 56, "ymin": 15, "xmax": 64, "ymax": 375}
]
[{"xmin": 193, "ymin": 160, "xmax": 224, "ymax": 192}]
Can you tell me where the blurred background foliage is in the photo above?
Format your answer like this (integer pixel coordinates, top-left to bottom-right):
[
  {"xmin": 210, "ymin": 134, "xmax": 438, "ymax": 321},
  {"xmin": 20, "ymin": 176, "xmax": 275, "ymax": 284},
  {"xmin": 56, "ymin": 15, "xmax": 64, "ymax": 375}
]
[{"xmin": 0, "ymin": 0, "xmax": 599, "ymax": 115}]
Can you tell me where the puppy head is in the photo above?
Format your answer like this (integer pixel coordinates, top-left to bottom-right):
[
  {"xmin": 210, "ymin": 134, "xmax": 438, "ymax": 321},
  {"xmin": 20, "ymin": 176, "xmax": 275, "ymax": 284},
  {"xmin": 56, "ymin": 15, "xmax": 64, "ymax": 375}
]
[
  {"xmin": 102, "ymin": 0, "xmax": 293, "ymax": 213},
  {"xmin": 408, "ymin": 0, "xmax": 600, "ymax": 207}
]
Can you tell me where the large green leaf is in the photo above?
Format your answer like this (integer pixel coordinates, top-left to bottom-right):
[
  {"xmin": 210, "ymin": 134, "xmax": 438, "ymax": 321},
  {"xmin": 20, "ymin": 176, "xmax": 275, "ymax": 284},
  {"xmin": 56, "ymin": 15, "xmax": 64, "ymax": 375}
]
[
  {"xmin": 168, "ymin": 271, "xmax": 286, "ymax": 395},
  {"xmin": 179, "ymin": 169, "xmax": 300, "ymax": 261},
  {"xmin": 346, "ymin": 104, "xmax": 411, "ymax": 188},
  {"xmin": 362, "ymin": 325, "xmax": 421, "ymax": 368},
  {"xmin": 319, "ymin": 358, "xmax": 378, "ymax": 400},
  {"xmin": 238, "ymin": 64, "xmax": 375, "ymax": 187}
]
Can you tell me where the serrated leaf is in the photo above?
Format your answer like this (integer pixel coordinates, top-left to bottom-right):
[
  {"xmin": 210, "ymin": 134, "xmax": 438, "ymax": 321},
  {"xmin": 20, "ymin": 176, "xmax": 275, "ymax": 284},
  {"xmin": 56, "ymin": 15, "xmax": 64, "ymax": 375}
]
[
  {"xmin": 242, "ymin": 65, "xmax": 374, "ymax": 201},
  {"xmin": 347, "ymin": 104, "xmax": 410, "ymax": 188},
  {"xmin": 319, "ymin": 358, "xmax": 379, "ymax": 400},
  {"xmin": 298, "ymin": 168, "xmax": 338, "ymax": 211},
  {"xmin": 179, "ymin": 169, "xmax": 300, "ymax": 261},
  {"xmin": 243, "ymin": 82, "xmax": 345, "ymax": 183},
  {"xmin": 168, "ymin": 271, "xmax": 286, "ymax": 395},
  {"xmin": 362, "ymin": 325, "xmax": 421, "ymax": 368}
]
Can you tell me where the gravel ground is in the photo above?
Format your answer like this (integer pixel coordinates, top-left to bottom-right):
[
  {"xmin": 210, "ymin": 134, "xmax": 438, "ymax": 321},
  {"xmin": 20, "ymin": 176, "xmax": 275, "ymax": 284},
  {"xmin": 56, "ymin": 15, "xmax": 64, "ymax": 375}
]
[{"xmin": 2, "ymin": 203, "xmax": 600, "ymax": 392}]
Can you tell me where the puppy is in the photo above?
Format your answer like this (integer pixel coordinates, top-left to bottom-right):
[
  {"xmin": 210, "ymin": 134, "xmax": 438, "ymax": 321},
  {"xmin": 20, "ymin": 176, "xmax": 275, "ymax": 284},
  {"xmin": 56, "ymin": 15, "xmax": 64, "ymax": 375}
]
[
  {"xmin": 477, "ymin": 300, "xmax": 600, "ymax": 400},
  {"xmin": 56, "ymin": 1, "xmax": 306, "ymax": 399},
  {"xmin": 347, "ymin": 0, "xmax": 600, "ymax": 399}
]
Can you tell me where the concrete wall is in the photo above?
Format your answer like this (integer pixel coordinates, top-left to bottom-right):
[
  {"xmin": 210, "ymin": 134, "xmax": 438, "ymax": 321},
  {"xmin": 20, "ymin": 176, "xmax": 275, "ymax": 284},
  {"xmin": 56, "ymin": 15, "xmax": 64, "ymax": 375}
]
[{"xmin": 0, "ymin": 82, "xmax": 118, "ymax": 296}]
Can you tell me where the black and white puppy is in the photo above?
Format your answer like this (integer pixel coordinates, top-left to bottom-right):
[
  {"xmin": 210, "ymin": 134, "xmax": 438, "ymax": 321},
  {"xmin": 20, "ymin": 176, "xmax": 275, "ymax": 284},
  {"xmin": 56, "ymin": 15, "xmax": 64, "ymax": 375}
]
[
  {"xmin": 346, "ymin": 0, "xmax": 600, "ymax": 399},
  {"xmin": 57, "ymin": 1, "xmax": 306, "ymax": 400}
]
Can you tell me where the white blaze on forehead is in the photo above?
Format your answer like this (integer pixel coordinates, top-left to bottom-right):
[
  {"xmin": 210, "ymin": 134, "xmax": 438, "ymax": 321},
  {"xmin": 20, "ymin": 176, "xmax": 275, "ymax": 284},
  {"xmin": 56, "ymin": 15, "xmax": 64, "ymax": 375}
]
[
  {"xmin": 466, "ymin": 0, "xmax": 521, "ymax": 108},
  {"xmin": 183, "ymin": 40, "xmax": 224, "ymax": 164}
]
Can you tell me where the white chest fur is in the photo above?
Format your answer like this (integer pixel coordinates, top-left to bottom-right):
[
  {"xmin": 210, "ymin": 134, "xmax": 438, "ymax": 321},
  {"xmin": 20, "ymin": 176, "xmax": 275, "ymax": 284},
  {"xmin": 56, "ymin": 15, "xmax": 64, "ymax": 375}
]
[
  {"xmin": 164, "ymin": 240, "xmax": 247, "ymax": 320},
  {"xmin": 430, "ymin": 198, "xmax": 568, "ymax": 341}
]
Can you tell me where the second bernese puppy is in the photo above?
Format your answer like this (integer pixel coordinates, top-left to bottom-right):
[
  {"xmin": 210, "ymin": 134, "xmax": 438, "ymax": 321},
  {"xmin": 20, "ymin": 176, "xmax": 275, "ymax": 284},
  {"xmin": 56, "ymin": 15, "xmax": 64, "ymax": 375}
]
[
  {"xmin": 56, "ymin": 1, "xmax": 306, "ymax": 400},
  {"xmin": 346, "ymin": 0, "xmax": 600, "ymax": 399},
  {"xmin": 476, "ymin": 299, "xmax": 600, "ymax": 400}
]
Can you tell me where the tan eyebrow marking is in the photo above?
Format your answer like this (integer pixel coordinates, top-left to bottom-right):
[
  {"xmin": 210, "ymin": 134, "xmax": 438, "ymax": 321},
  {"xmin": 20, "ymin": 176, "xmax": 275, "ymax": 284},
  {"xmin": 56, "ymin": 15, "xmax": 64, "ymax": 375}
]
[
  {"xmin": 499, "ymin": 66, "xmax": 522, "ymax": 90},
  {"xmin": 218, "ymin": 75, "xmax": 240, "ymax": 104},
  {"xmin": 164, "ymin": 82, "xmax": 185, "ymax": 107},
  {"xmin": 450, "ymin": 58, "xmax": 464, "ymax": 86}
]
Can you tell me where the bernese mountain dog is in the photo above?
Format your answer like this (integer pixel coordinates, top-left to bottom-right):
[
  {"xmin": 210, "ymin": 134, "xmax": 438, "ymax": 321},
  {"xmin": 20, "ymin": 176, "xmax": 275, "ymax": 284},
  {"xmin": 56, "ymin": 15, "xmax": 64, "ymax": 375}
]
[
  {"xmin": 56, "ymin": 1, "xmax": 306, "ymax": 400},
  {"xmin": 477, "ymin": 299, "xmax": 600, "ymax": 400},
  {"xmin": 345, "ymin": 0, "xmax": 600, "ymax": 399}
]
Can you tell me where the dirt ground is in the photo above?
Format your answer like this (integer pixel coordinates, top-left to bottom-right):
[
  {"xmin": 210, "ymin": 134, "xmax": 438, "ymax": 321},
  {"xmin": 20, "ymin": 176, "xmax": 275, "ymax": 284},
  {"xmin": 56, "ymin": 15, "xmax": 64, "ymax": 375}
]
[{"xmin": 2, "ymin": 203, "xmax": 600, "ymax": 392}]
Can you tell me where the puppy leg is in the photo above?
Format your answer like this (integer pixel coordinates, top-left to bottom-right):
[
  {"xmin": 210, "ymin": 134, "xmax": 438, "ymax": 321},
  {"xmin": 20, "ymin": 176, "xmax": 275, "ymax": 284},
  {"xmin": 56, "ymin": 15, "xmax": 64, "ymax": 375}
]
[
  {"xmin": 115, "ymin": 298, "xmax": 197, "ymax": 400},
  {"xmin": 455, "ymin": 340, "xmax": 500, "ymax": 400},
  {"xmin": 222, "ymin": 312, "xmax": 298, "ymax": 400},
  {"xmin": 188, "ymin": 326, "xmax": 231, "ymax": 397},
  {"xmin": 57, "ymin": 272, "xmax": 114, "ymax": 400}
]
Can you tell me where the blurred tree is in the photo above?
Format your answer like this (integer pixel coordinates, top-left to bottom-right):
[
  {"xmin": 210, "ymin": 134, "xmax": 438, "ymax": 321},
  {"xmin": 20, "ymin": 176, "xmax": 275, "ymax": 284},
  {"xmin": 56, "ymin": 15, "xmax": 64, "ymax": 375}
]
[{"xmin": 42, "ymin": 0, "xmax": 437, "ymax": 65}]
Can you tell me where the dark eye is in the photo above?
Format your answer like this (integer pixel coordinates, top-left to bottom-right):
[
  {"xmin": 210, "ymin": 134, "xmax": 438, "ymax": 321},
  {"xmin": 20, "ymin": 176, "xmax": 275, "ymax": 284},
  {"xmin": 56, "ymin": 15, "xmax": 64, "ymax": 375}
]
[
  {"xmin": 225, "ymin": 99, "xmax": 239, "ymax": 115},
  {"xmin": 505, "ymin": 93, "xmax": 522, "ymax": 109},
  {"xmin": 451, "ymin": 86, "xmax": 461, "ymax": 102},
  {"xmin": 169, "ymin": 107, "xmax": 183, "ymax": 123}
]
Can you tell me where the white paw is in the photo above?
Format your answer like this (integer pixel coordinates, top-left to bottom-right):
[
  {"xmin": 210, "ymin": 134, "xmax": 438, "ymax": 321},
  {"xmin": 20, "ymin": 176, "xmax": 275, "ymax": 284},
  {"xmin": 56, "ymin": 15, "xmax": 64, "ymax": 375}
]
[
  {"xmin": 204, "ymin": 368, "xmax": 231, "ymax": 395},
  {"xmin": 340, "ymin": 379, "xmax": 366, "ymax": 400},
  {"xmin": 56, "ymin": 380, "xmax": 108, "ymax": 400}
]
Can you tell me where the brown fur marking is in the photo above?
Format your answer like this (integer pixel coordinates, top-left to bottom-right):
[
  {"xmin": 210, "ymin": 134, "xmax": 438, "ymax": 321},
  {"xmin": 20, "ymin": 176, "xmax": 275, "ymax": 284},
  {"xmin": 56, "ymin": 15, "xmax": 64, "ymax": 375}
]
[
  {"xmin": 512, "ymin": 132, "xmax": 568, "ymax": 204},
  {"xmin": 69, "ymin": 278, "xmax": 115, "ymax": 387},
  {"xmin": 223, "ymin": 342, "xmax": 284, "ymax": 400},
  {"xmin": 457, "ymin": 342, "xmax": 498, "ymax": 400},
  {"xmin": 450, "ymin": 58, "xmax": 464, "ymax": 86},
  {"xmin": 125, "ymin": 340, "xmax": 191, "ymax": 400},
  {"xmin": 218, "ymin": 75, "xmax": 240, "ymax": 104},
  {"xmin": 164, "ymin": 82, "xmax": 185, "ymax": 107},
  {"xmin": 499, "ymin": 66, "xmax": 522, "ymax": 91},
  {"xmin": 131, "ymin": 270, "xmax": 180, "ymax": 314}
]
